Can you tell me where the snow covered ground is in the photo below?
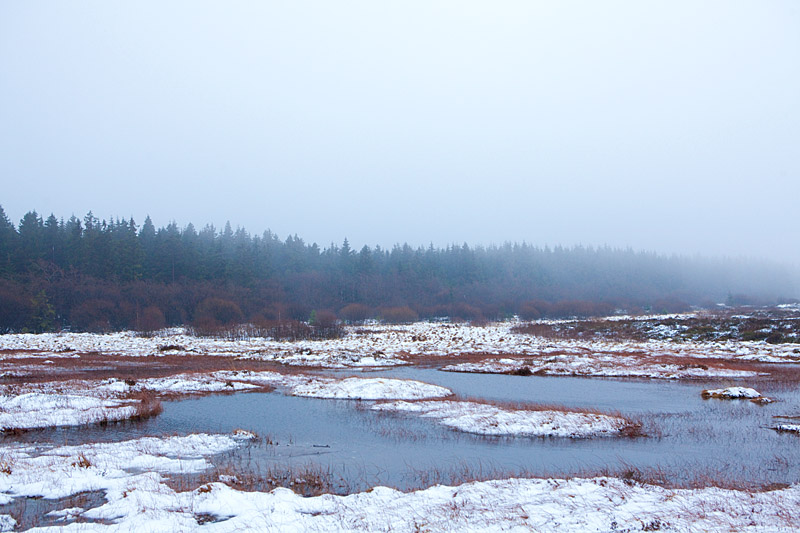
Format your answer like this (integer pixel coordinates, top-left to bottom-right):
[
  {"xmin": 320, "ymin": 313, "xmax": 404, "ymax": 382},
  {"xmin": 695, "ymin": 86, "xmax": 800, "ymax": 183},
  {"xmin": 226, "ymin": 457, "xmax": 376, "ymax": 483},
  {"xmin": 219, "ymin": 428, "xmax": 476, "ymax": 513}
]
[
  {"xmin": 442, "ymin": 355, "xmax": 760, "ymax": 380},
  {"xmin": 1, "ymin": 318, "xmax": 798, "ymax": 372},
  {"xmin": 290, "ymin": 377, "xmax": 452, "ymax": 400},
  {"xmin": 1, "ymin": 320, "xmax": 799, "ymax": 529},
  {"xmin": 0, "ymin": 433, "xmax": 797, "ymax": 532},
  {"xmin": 0, "ymin": 393, "xmax": 138, "ymax": 431},
  {"xmin": 371, "ymin": 400, "xmax": 635, "ymax": 438}
]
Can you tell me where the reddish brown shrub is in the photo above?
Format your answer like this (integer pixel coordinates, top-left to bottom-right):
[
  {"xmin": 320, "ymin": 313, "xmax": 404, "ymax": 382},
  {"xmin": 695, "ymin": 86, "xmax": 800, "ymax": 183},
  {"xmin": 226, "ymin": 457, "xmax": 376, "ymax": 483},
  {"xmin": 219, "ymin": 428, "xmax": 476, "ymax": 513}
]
[
  {"xmin": 70, "ymin": 299, "xmax": 115, "ymax": 332},
  {"xmin": 312, "ymin": 309, "xmax": 338, "ymax": 328},
  {"xmin": 139, "ymin": 305, "xmax": 166, "ymax": 332},
  {"xmin": 380, "ymin": 306, "xmax": 419, "ymax": 324},
  {"xmin": 193, "ymin": 297, "xmax": 243, "ymax": 327},
  {"xmin": 518, "ymin": 301, "xmax": 542, "ymax": 320},
  {"xmin": 339, "ymin": 303, "xmax": 371, "ymax": 323}
]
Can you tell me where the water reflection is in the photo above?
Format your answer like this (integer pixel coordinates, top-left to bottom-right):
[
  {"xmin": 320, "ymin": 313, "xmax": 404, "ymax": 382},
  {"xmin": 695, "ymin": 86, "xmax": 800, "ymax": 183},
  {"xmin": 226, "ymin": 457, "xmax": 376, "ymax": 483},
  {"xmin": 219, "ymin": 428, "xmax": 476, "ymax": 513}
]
[{"xmin": 5, "ymin": 369, "xmax": 799, "ymax": 492}]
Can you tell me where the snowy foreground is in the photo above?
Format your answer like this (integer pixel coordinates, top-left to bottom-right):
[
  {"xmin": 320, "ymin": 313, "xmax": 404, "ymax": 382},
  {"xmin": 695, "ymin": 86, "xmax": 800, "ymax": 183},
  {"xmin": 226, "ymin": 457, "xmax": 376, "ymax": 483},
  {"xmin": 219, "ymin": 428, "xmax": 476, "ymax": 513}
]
[
  {"xmin": 1, "ymin": 320, "xmax": 798, "ymax": 530},
  {"xmin": 0, "ymin": 434, "xmax": 797, "ymax": 532}
]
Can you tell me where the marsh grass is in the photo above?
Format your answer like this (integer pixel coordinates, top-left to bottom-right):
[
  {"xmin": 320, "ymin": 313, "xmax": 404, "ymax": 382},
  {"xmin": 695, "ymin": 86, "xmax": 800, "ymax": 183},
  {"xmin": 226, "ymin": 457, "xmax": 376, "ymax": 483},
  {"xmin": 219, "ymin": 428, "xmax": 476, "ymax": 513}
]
[
  {"xmin": 168, "ymin": 460, "xmax": 347, "ymax": 497},
  {"xmin": 129, "ymin": 391, "xmax": 163, "ymax": 420}
]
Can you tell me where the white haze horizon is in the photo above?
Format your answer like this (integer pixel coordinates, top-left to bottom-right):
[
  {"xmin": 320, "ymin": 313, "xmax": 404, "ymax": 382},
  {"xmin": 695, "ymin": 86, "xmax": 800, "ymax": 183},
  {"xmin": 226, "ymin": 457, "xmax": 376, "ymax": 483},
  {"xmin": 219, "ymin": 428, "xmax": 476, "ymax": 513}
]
[{"xmin": 2, "ymin": 1, "xmax": 799, "ymax": 268}]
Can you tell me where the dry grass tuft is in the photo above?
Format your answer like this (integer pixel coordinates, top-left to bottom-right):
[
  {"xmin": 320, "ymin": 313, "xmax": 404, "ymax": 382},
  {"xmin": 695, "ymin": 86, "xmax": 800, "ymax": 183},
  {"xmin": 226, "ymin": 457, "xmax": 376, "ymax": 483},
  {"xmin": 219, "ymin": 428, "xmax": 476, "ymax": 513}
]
[
  {"xmin": 71, "ymin": 452, "xmax": 92, "ymax": 469},
  {"xmin": 130, "ymin": 391, "xmax": 163, "ymax": 420}
]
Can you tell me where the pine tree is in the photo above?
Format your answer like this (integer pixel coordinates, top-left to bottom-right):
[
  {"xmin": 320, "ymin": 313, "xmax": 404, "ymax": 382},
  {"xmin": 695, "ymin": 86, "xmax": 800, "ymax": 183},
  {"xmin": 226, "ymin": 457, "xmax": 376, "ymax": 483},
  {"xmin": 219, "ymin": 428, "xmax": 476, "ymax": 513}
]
[{"xmin": 0, "ymin": 205, "xmax": 17, "ymax": 275}]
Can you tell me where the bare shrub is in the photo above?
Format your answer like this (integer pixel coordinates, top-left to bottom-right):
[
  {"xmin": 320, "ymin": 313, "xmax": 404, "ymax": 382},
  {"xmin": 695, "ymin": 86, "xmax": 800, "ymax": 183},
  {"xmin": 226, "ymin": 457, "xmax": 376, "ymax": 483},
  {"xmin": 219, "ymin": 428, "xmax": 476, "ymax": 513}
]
[
  {"xmin": 193, "ymin": 298, "xmax": 243, "ymax": 328},
  {"xmin": 70, "ymin": 299, "xmax": 116, "ymax": 332},
  {"xmin": 139, "ymin": 305, "xmax": 166, "ymax": 333},
  {"xmin": 380, "ymin": 306, "xmax": 419, "ymax": 324},
  {"xmin": 339, "ymin": 303, "xmax": 371, "ymax": 323},
  {"xmin": 448, "ymin": 303, "xmax": 484, "ymax": 323},
  {"xmin": 311, "ymin": 309, "xmax": 337, "ymax": 328}
]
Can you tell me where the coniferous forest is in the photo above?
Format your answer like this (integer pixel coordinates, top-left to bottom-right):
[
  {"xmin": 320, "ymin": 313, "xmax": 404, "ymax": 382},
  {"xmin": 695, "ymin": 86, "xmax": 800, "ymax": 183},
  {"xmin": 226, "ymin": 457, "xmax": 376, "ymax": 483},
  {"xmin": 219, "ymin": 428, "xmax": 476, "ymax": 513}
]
[{"xmin": 0, "ymin": 206, "xmax": 796, "ymax": 334}]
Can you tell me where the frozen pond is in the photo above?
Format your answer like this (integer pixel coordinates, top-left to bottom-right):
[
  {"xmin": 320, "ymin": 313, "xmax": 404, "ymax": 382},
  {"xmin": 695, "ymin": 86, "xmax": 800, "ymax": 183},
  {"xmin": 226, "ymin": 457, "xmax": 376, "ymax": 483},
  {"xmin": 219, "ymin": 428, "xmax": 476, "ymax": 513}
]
[{"xmin": 7, "ymin": 368, "xmax": 800, "ymax": 492}]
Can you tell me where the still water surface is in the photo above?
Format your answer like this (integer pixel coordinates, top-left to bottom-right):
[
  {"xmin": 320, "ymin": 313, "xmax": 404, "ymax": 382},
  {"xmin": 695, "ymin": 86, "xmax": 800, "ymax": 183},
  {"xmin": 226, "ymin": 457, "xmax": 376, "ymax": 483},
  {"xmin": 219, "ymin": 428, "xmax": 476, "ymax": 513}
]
[{"xmin": 10, "ymin": 368, "xmax": 800, "ymax": 491}]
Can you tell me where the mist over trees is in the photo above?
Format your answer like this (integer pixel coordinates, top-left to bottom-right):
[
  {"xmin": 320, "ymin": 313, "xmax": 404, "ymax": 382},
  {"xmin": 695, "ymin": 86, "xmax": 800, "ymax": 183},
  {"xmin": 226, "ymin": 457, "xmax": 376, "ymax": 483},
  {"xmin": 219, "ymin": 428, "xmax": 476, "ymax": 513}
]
[{"xmin": 0, "ymin": 206, "xmax": 796, "ymax": 333}]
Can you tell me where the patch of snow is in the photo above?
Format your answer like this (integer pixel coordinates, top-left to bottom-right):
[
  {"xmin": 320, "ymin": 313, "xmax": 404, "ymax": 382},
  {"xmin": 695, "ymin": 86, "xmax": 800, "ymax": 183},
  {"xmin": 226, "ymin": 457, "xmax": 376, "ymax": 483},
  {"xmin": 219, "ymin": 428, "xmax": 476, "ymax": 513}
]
[
  {"xmin": 372, "ymin": 400, "xmax": 631, "ymax": 438},
  {"xmin": 701, "ymin": 387, "xmax": 762, "ymax": 400},
  {"xmin": 290, "ymin": 377, "xmax": 452, "ymax": 400},
  {"xmin": 0, "ymin": 433, "xmax": 249, "ymax": 503},
  {"xmin": 232, "ymin": 428, "xmax": 258, "ymax": 440},
  {"xmin": 46, "ymin": 507, "xmax": 84, "ymax": 520},
  {"xmin": 16, "ymin": 474, "xmax": 800, "ymax": 532},
  {"xmin": 443, "ymin": 356, "xmax": 759, "ymax": 380},
  {"xmin": 0, "ymin": 515, "xmax": 14, "ymax": 532},
  {"xmin": 0, "ymin": 393, "xmax": 137, "ymax": 431}
]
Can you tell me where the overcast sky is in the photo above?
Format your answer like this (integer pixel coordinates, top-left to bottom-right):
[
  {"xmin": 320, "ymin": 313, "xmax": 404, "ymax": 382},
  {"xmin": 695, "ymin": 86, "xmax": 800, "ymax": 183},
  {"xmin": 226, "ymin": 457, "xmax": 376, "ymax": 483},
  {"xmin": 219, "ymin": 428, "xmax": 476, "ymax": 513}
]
[{"xmin": 1, "ymin": 1, "xmax": 798, "ymax": 264}]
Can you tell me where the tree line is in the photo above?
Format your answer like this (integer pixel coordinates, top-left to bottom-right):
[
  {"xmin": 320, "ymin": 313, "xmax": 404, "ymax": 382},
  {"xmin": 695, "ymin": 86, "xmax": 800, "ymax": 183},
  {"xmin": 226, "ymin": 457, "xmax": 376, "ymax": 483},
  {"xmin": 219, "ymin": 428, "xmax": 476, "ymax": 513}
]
[{"xmin": 0, "ymin": 206, "xmax": 795, "ymax": 333}]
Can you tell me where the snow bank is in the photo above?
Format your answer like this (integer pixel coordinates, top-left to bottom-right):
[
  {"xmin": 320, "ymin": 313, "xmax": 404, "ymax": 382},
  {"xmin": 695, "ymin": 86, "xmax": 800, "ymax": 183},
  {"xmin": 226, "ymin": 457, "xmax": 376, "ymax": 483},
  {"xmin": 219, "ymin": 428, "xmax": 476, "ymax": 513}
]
[
  {"xmin": 18, "ymin": 472, "xmax": 800, "ymax": 532},
  {"xmin": 0, "ymin": 393, "xmax": 138, "ymax": 431},
  {"xmin": 372, "ymin": 400, "xmax": 632, "ymax": 438},
  {"xmin": 0, "ymin": 433, "xmax": 250, "ymax": 503},
  {"xmin": 0, "ymin": 433, "xmax": 796, "ymax": 531},
  {"xmin": 94, "ymin": 370, "xmax": 310, "ymax": 397},
  {"xmin": 290, "ymin": 377, "xmax": 452, "ymax": 400}
]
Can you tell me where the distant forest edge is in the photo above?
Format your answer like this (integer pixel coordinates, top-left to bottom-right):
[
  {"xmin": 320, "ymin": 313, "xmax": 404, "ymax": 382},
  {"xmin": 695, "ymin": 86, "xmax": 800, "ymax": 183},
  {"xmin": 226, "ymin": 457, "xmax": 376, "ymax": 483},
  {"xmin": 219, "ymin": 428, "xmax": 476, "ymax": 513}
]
[{"xmin": 0, "ymin": 206, "xmax": 796, "ymax": 334}]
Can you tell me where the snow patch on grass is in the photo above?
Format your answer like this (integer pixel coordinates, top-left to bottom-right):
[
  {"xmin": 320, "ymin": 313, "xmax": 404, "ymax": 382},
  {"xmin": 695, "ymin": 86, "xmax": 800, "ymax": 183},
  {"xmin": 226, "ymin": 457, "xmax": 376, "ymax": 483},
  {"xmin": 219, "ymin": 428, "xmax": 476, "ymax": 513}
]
[
  {"xmin": 444, "ymin": 356, "xmax": 760, "ymax": 380},
  {"xmin": 372, "ymin": 400, "xmax": 633, "ymax": 438},
  {"xmin": 14, "ymin": 473, "xmax": 800, "ymax": 532},
  {"xmin": 0, "ymin": 393, "xmax": 137, "ymax": 431},
  {"xmin": 0, "ymin": 433, "xmax": 250, "ymax": 505},
  {"xmin": 2, "ymin": 318, "xmax": 798, "ymax": 372},
  {"xmin": 701, "ymin": 387, "xmax": 763, "ymax": 400},
  {"xmin": 290, "ymin": 377, "xmax": 452, "ymax": 400}
]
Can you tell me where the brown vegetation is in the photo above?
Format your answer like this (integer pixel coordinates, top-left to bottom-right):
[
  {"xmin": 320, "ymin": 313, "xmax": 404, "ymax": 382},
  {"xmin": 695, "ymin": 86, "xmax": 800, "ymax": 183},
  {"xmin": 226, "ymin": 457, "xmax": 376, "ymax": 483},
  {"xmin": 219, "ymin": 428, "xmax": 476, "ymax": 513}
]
[
  {"xmin": 512, "ymin": 311, "xmax": 800, "ymax": 345},
  {"xmin": 130, "ymin": 391, "xmax": 164, "ymax": 420},
  {"xmin": 380, "ymin": 306, "xmax": 419, "ymax": 324}
]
